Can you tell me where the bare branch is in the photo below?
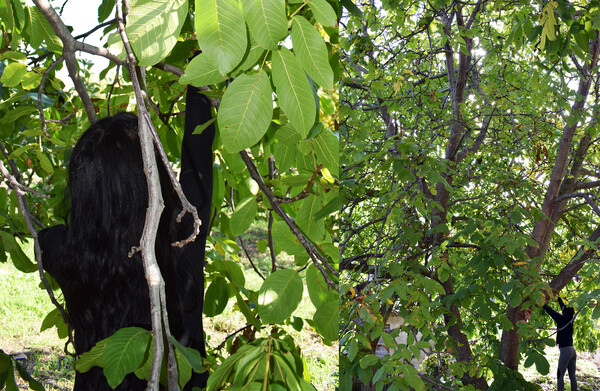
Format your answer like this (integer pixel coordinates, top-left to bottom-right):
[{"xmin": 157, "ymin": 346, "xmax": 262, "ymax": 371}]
[
  {"xmin": 115, "ymin": 1, "xmax": 178, "ymax": 389},
  {"xmin": 575, "ymin": 180, "xmax": 600, "ymax": 190},
  {"xmin": 32, "ymin": 0, "xmax": 97, "ymax": 123},
  {"xmin": 74, "ymin": 41, "xmax": 125, "ymax": 65},
  {"xmin": 555, "ymin": 192, "xmax": 600, "ymax": 217}
]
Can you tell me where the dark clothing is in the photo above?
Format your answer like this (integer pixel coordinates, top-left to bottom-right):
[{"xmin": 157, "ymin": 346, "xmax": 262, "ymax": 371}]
[
  {"xmin": 544, "ymin": 298, "xmax": 577, "ymax": 391},
  {"xmin": 543, "ymin": 299, "xmax": 574, "ymax": 348},
  {"xmin": 557, "ymin": 346, "xmax": 577, "ymax": 391},
  {"xmin": 38, "ymin": 86, "xmax": 214, "ymax": 390}
]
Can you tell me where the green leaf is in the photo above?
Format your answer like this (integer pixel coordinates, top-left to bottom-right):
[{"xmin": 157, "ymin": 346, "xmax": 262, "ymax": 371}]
[
  {"xmin": 236, "ymin": 292, "xmax": 261, "ymax": 329},
  {"xmin": 258, "ymin": 269, "xmax": 303, "ymax": 324},
  {"xmin": 235, "ymin": 37, "xmax": 266, "ymax": 72},
  {"xmin": 359, "ymin": 354, "xmax": 378, "ymax": 369},
  {"xmin": 20, "ymin": 71, "xmax": 42, "ymax": 90},
  {"xmin": 272, "ymin": 48, "xmax": 317, "ymax": 137},
  {"xmin": 308, "ymin": 0, "xmax": 337, "ymax": 28},
  {"xmin": 204, "ymin": 277, "xmax": 230, "ymax": 317},
  {"xmin": 347, "ymin": 338, "xmax": 358, "ymax": 361},
  {"xmin": 306, "ymin": 264, "xmax": 336, "ymax": 307},
  {"xmin": 0, "ymin": 62, "xmax": 27, "ymax": 87},
  {"xmin": 171, "ymin": 338, "xmax": 205, "ymax": 387},
  {"xmin": 311, "ymin": 128, "xmax": 338, "ymax": 176},
  {"xmin": 218, "ymin": 71, "xmax": 273, "ymax": 152},
  {"xmin": 296, "ymin": 195, "xmax": 325, "ymax": 241},
  {"xmin": 0, "ymin": 232, "xmax": 36, "ymax": 273},
  {"xmin": 272, "ymin": 220, "xmax": 306, "ymax": 257},
  {"xmin": 230, "ymin": 196, "xmax": 258, "ymax": 236},
  {"xmin": 533, "ymin": 351, "xmax": 549, "ymax": 375},
  {"xmin": 276, "ymin": 126, "xmax": 303, "ymax": 146},
  {"xmin": 125, "ymin": 0, "xmax": 188, "ymax": 66},
  {"xmin": 76, "ymin": 339, "xmax": 108, "ymax": 373},
  {"xmin": 242, "ymin": 0, "xmax": 288, "ymax": 50},
  {"xmin": 0, "ymin": 0, "xmax": 15, "ymax": 33},
  {"xmin": 206, "ymin": 345, "xmax": 255, "ymax": 391},
  {"xmin": 40, "ymin": 307, "xmax": 69, "ymax": 339},
  {"xmin": 272, "ymin": 141, "xmax": 296, "ymax": 172},
  {"xmin": 214, "ymin": 259, "xmax": 246, "ymax": 287},
  {"xmin": 102, "ymin": 327, "xmax": 151, "ymax": 389},
  {"xmin": 313, "ymin": 299, "xmax": 338, "ymax": 341},
  {"xmin": 180, "ymin": 52, "xmax": 226, "ymax": 86},
  {"xmin": 402, "ymin": 364, "xmax": 424, "ymax": 389},
  {"xmin": 193, "ymin": 117, "xmax": 217, "ymax": 135},
  {"xmin": 98, "ymin": 0, "xmax": 115, "ymax": 22},
  {"xmin": 195, "ymin": 0, "xmax": 247, "ymax": 74},
  {"xmin": 291, "ymin": 16, "xmax": 334, "ymax": 89},
  {"xmin": 212, "ymin": 165, "xmax": 225, "ymax": 210},
  {"xmin": 30, "ymin": 7, "xmax": 63, "ymax": 51},
  {"xmin": 0, "ymin": 106, "xmax": 37, "ymax": 125},
  {"xmin": 13, "ymin": 361, "xmax": 44, "ymax": 391},
  {"xmin": 231, "ymin": 345, "xmax": 264, "ymax": 385},
  {"xmin": 36, "ymin": 149, "xmax": 53, "ymax": 173}
]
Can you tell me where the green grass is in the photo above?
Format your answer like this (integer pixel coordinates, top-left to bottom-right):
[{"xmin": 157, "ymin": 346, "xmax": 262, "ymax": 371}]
[{"xmin": 0, "ymin": 228, "xmax": 338, "ymax": 391}]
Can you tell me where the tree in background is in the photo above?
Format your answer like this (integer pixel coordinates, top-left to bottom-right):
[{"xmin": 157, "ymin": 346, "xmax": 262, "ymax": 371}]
[
  {"xmin": 341, "ymin": 1, "xmax": 600, "ymax": 390},
  {"xmin": 0, "ymin": 0, "xmax": 339, "ymax": 389}
]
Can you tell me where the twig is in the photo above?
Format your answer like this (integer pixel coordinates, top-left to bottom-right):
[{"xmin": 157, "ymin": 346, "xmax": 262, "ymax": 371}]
[
  {"xmin": 216, "ymin": 325, "xmax": 252, "ymax": 350},
  {"xmin": 0, "ymin": 161, "xmax": 49, "ymax": 199},
  {"xmin": 278, "ymin": 164, "xmax": 321, "ymax": 204},
  {"xmin": 74, "ymin": 19, "xmax": 117, "ymax": 40},
  {"xmin": 45, "ymin": 107, "xmax": 77, "ymax": 125},
  {"xmin": 238, "ymin": 237, "xmax": 266, "ymax": 280},
  {"xmin": 74, "ymin": 41, "xmax": 125, "ymax": 65},
  {"xmin": 32, "ymin": 0, "xmax": 97, "ymax": 123},
  {"xmin": 239, "ymin": 150, "xmax": 338, "ymax": 290},
  {"xmin": 141, "ymin": 111, "xmax": 202, "ymax": 248}
]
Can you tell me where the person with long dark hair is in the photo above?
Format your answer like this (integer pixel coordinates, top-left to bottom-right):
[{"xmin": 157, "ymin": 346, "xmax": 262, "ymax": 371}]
[
  {"xmin": 38, "ymin": 85, "xmax": 213, "ymax": 390},
  {"xmin": 543, "ymin": 297, "xmax": 577, "ymax": 391}
]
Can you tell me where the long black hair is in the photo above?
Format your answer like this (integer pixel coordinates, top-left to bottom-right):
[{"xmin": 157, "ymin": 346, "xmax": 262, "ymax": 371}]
[{"xmin": 63, "ymin": 112, "xmax": 195, "ymax": 353}]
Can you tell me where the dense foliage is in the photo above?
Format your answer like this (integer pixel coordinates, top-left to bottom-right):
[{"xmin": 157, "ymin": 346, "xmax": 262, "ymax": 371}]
[
  {"xmin": 341, "ymin": 1, "xmax": 600, "ymax": 390},
  {"xmin": 0, "ymin": 0, "xmax": 339, "ymax": 389}
]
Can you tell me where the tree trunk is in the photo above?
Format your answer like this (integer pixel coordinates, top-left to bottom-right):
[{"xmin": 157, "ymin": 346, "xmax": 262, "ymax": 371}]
[{"xmin": 499, "ymin": 32, "xmax": 600, "ymax": 371}]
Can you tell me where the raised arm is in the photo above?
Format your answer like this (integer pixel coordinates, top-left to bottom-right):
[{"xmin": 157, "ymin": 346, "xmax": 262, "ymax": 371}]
[
  {"xmin": 180, "ymin": 85, "xmax": 214, "ymax": 233},
  {"xmin": 543, "ymin": 303, "xmax": 564, "ymax": 324}
]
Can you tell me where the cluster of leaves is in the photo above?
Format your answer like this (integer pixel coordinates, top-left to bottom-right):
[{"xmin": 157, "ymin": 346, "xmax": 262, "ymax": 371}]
[
  {"xmin": 340, "ymin": 1, "xmax": 600, "ymax": 390},
  {"xmin": 0, "ymin": 0, "xmax": 340, "ymax": 389}
]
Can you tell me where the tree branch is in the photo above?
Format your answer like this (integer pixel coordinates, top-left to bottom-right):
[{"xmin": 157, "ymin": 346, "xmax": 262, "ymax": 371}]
[
  {"xmin": 575, "ymin": 180, "xmax": 600, "ymax": 190},
  {"xmin": 32, "ymin": 0, "xmax": 97, "ymax": 123},
  {"xmin": 115, "ymin": 1, "xmax": 178, "ymax": 389},
  {"xmin": 239, "ymin": 150, "xmax": 338, "ymax": 290}
]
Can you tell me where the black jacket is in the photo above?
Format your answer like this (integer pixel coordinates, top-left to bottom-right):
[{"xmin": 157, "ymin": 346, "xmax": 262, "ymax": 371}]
[{"xmin": 543, "ymin": 298, "xmax": 574, "ymax": 348}]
